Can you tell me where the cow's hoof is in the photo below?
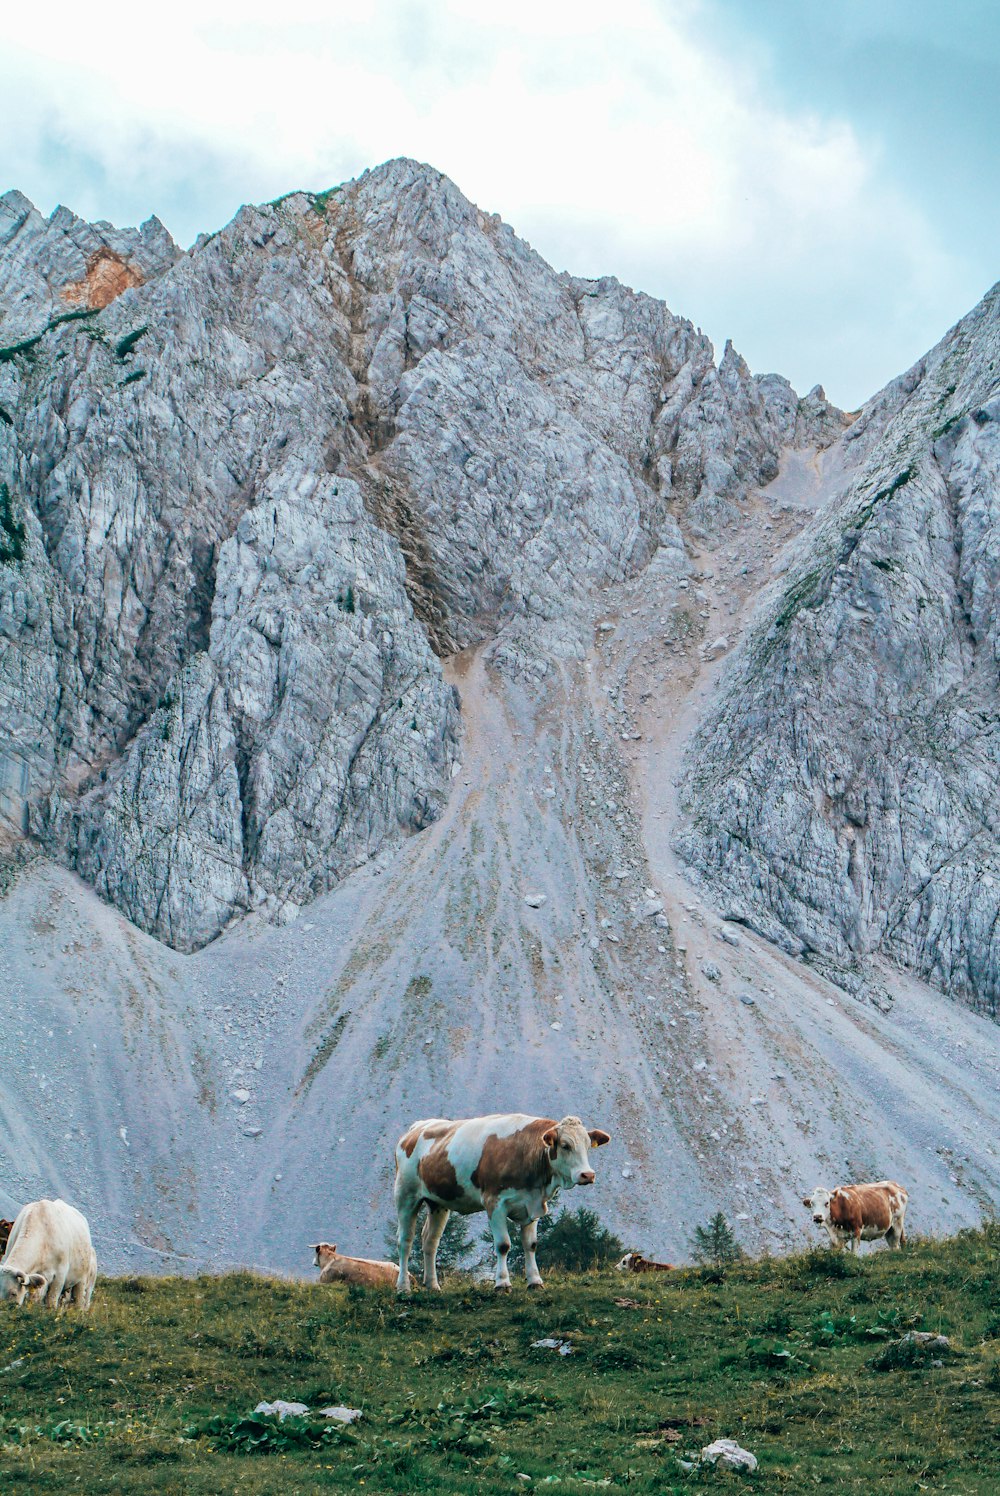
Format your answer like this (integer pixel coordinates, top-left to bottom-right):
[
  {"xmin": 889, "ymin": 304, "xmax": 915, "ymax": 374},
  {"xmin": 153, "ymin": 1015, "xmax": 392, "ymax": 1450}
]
[
  {"xmin": 526, "ymin": 1280, "xmax": 545, "ymax": 1290},
  {"xmin": 494, "ymin": 1282, "xmax": 512, "ymax": 1293}
]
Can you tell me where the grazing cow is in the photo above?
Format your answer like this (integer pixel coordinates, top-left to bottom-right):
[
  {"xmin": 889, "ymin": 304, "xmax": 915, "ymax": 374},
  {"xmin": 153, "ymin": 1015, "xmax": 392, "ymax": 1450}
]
[
  {"xmin": 0, "ymin": 1219, "xmax": 13, "ymax": 1257},
  {"xmin": 0, "ymin": 1199, "xmax": 97, "ymax": 1309},
  {"xmin": 394, "ymin": 1112, "xmax": 611, "ymax": 1292},
  {"xmin": 616, "ymin": 1250, "xmax": 674, "ymax": 1273},
  {"xmin": 803, "ymin": 1181, "xmax": 908, "ymax": 1252},
  {"xmin": 310, "ymin": 1243, "xmax": 399, "ymax": 1288}
]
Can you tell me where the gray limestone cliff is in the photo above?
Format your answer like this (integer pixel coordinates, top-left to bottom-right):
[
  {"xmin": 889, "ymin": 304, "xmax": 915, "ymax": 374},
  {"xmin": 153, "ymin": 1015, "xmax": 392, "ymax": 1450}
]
[
  {"xmin": 0, "ymin": 159, "xmax": 842, "ymax": 949},
  {"xmin": 676, "ymin": 282, "xmax": 1000, "ymax": 1015}
]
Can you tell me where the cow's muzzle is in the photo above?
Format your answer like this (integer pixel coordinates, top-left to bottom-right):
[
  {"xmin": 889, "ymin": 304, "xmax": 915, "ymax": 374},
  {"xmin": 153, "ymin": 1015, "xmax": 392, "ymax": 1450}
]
[
  {"xmin": 813, "ymin": 1215, "xmax": 824, "ymax": 1224},
  {"xmin": 577, "ymin": 1170, "xmax": 596, "ymax": 1186}
]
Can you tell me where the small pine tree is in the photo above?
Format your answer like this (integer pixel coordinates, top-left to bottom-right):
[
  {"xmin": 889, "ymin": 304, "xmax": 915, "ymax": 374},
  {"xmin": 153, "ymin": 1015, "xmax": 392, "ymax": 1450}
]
[
  {"xmin": 690, "ymin": 1211, "xmax": 744, "ymax": 1269},
  {"xmin": 544, "ymin": 1206, "xmax": 624, "ymax": 1271},
  {"xmin": 484, "ymin": 1207, "xmax": 623, "ymax": 1273}
]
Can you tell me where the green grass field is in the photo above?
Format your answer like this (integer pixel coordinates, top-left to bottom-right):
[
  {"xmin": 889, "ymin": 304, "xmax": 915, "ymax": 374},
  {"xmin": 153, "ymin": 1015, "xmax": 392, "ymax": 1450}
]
[{"xmin": 2, "ymin": 1229, "xmax": 1000, "ymax": 1493}]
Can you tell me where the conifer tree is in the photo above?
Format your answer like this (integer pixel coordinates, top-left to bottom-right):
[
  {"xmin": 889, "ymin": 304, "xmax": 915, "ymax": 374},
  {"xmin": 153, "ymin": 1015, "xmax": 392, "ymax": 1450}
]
[
  {"xmin": 691, "ymin": 1211, "xmax": 744, "ymax": 1268},
  {"xmin": 483, "ymin": 1206, "xmax": 623, "ymax": 1272}
]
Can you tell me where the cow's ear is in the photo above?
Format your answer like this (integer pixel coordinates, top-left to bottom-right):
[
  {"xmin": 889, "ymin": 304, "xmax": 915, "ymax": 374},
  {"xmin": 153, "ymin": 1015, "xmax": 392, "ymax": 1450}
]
[
  {"xmin": 25, "ymin": 1272, "xmax": 46, "ymax": 1289},
  {"xmin": 588, "ymin": 1129, "xmax": 611, "ymax": 1148},
  {"xmin": 542, "ymin": 1128, "xmax": 558, "ymax": 1150},
  {"xmin": 802, "ymin": 1197, "xmax": 812, "ymax": 1207}
]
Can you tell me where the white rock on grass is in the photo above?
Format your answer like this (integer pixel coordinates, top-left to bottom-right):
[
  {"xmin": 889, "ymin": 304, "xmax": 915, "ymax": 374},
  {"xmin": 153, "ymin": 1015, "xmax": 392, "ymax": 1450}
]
[
  {"xmin": 700, "ymin": 1438, "xmax": 758, "ymax": 1472},
  {"xmin": 254, "ymin": 1401, "xmax": 310, "ymax": 1421}
]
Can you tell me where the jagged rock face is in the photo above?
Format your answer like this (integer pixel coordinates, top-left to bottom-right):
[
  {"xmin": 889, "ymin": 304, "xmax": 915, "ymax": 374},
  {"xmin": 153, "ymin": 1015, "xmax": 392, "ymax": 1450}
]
[
  {"xmin": 660, "ymin": 344, "xmax": 848, "ymax": 539},
  {"xmin": 0, "ymin": 191, "xmax": 178, "ymax": 332},
  {"xmin": 677, "ymin": 283, "xmax": 1000, "ymax": 1014},
  {"xmin": 66, "ymin": 472, "xmax": 458, "ymax": 947},
  {"xmin": 0, "ymin": 161, "xmax": 841, "ymax": 950}
]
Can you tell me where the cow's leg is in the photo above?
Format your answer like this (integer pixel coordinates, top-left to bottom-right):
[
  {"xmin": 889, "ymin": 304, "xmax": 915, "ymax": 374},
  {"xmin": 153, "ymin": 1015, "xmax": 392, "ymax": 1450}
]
[
  {"xmin": 521, "ymin": 1218, "xmax": 543, "ymax": 1289},
  {"xmin": 42, "ymin": 1272, "xmax": 66, "ymax": 1310},
  {"xmin": 395, "ymin": 1190, "xmax": 421, "ymax": 1294},
  {"xmin": 70, "ymin": 1275, "xmax": 93, "ymax": 1310},
  {"xmin": 488, "ymin": 1205, "xmax": 513, "ymax": 1291},
  {"xmin": 421, "ymin": 1206, "xmax": 449, "ymax": 1291}
]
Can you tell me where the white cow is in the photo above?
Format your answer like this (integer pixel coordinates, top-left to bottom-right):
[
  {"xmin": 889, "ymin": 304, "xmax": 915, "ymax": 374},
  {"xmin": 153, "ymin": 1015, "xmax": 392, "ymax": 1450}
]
[
  {"xmin": 394, "ymin": 1113, "xmax": 611, "ymax": 1292},
  {"xmin": 0, "ymin": 1199, "xmax": 97, "ymax": 1310}
]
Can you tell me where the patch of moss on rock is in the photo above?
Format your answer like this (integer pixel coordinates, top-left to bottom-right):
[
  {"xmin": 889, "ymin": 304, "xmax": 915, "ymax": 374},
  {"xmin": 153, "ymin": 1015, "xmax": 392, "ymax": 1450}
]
[{"xmin": 0, "ymin": 482, "xmax": 26, "ymax": 566}]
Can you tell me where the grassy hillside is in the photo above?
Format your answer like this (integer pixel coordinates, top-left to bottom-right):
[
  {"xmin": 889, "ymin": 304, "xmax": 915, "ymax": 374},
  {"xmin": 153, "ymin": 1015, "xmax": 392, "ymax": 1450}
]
[{"xmin": 2, "ymin": 1229, "xmax": 1000, "ymax": 1493}]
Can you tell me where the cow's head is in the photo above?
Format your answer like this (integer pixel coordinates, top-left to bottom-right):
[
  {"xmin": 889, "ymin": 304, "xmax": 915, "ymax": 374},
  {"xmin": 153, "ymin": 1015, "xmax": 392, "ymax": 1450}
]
[
  {"xmin": 615, "ymin": 1252, "xmax": 640, "ymax": 1272},
  {"xmin": 541, "ymin": 1116, "xmax": 611, "ymax": 1188},
  {"xmin": 0, "ymin": 1267, "xmax": 46, "ymax": 1306},
  {"xmin": 311, "ymin": 1243, "xmax": 338, "ymax": 1269},
  {"xmin": 802, "ymin": 1189, "xmax": 833, "ymax": 1227}
]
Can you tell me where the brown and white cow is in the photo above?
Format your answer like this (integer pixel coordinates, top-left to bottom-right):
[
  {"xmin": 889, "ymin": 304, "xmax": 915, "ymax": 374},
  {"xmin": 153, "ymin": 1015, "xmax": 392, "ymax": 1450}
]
[
  {"xmin": 0, "ymin": 1220, "xmax": 13, "ymax": 1258},
  {"xmin": 616, "ymin": 1251, "xmax": 674, "ymax": 1273},
  {"xmin": 394, "ymin": 1113, "xmax": 611, "ymax": 1292},
  {"xmin": 0, "ymin": 1199, "xmax": 97, "ymax": 1309},
  {"xmin": 311, "ymin": 1243, "xmax": 399, "ymax": 1288},
  {"xmin": 803, "ymin": 1181, "xmax": 908, "ymax": 1252}
]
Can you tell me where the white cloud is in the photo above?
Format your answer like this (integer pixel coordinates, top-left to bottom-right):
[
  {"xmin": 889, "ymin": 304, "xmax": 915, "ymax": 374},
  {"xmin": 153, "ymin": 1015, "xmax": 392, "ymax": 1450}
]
[{"xmin": 1, "ymin": 0, "xmax": 975, "ymax": 404}]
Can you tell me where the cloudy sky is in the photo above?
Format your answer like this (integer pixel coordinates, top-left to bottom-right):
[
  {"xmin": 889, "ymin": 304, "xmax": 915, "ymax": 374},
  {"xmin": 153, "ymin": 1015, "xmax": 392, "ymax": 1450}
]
[{"xmin": 4, "ymin": 0, "xmax": 997, "ymax": 407}]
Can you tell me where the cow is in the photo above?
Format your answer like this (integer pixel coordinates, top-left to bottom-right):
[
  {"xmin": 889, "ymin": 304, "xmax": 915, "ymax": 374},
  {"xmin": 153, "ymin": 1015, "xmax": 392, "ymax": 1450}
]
[
  {"xmin": 616, "ymin": 1250, "xmax": 674, "ymax": 1273},
  {"xmin": 0, "ymin": 1199, "xmax": 97, "ymax": 1310},
  {"xmin": 0, "ymin": 1220, "xmax": 12, "ymax": 1257},
  {"xmin": 311, "ymin": 1243, "xmax": 399, "ymax": 1288},
  {"xmin": 394, "ymin": 1112, "xmax": 611, "ymax": 1292},
  {"xmin": 803, "ymin": 1181, "xmax": 908, "ymax": 1252}
]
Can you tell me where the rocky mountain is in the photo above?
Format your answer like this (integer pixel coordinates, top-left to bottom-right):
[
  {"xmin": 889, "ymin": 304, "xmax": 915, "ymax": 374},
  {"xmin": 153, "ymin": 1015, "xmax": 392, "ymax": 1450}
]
[
  {"xmin": 0, "ymin": 160, "xmax": 842, "ymax": 951},
  {"xmin": 676, "ymin": 284, "xmax": 1000, "ymax": 1016},
  {"xmin": 1, "ymin": 160, "xmax": 998, "ymax": 1273}
]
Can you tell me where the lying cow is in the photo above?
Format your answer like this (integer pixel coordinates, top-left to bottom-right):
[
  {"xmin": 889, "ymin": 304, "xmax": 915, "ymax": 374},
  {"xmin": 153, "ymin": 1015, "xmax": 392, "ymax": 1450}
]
[
  {"xmin": 803, "ymin": 1181, "xmax": 908, "ymax": 1252},
  {"xmin": 0, "ymin": 1219, "xmax": 12, "ymax": 1257},
  {"xmin": 0, "ymin": 1199, "xmax": 97, "ymax": 1310},
  {"xmin": 616, "ymin": 1250, "xmax": 674, "ymax": 1273},
  {"xmin": 395, "ymin": 1112, "xmax": 611, "ymax": 1292},
  {"xmin": 311, "ymin": 1242, "xmax": 398, "ymax": 1288}
]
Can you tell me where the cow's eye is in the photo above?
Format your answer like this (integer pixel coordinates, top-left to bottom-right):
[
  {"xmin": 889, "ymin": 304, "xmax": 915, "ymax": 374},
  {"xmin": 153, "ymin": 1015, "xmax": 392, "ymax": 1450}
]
[{"xmin": 560, "ymin": 1142, "xmax": 568, "ymax": 1150}]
